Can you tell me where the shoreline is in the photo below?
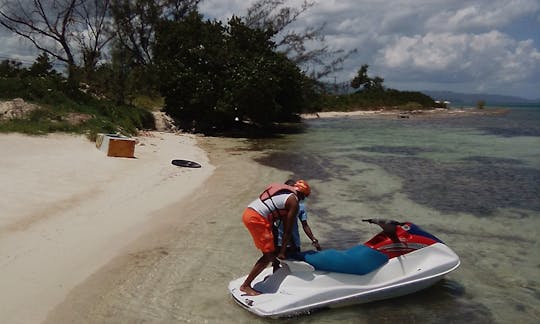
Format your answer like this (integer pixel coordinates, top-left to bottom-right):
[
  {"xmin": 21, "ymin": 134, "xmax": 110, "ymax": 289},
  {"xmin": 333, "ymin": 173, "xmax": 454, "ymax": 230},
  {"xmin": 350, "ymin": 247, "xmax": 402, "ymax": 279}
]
[
  {"xmin": 42, "ymin": 135, "xmax": 289, "ymax": 323},
  {"xmin": 0, "ymin": 131, "xmax": 214, "ymax": 324},
  {"xmin": 301, "ymin": 107, "xmax": 510, "ymax": 120}
]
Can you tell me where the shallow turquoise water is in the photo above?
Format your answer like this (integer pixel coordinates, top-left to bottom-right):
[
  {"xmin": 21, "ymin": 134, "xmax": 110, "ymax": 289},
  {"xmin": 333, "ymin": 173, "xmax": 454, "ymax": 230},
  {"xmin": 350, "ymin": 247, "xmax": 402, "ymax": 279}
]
[{"xmin": 251, "ymin": 106, "xmax": 540, "ymax": 323}]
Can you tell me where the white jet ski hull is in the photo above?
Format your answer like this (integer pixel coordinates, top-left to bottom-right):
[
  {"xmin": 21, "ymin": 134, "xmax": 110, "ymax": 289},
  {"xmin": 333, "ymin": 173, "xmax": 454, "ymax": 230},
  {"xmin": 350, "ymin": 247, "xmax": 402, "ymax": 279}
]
[{"xmin": 229, "ymin": 242, "xmax": 460, "ymax": 318}]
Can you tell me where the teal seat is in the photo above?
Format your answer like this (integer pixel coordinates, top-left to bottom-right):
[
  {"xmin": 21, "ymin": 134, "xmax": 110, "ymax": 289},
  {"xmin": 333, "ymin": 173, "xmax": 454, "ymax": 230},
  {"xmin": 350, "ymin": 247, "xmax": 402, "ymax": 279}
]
[{"xmin": 304, "ymin": 245, "xmax": 388, "ymax": 275}]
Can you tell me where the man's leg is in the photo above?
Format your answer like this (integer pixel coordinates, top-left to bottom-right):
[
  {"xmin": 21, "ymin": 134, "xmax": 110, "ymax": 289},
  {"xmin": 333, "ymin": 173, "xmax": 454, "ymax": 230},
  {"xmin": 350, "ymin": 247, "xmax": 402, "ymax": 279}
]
[{"xmin": 240, "ymin": 252, "xmax": 274, "ymax": 296}]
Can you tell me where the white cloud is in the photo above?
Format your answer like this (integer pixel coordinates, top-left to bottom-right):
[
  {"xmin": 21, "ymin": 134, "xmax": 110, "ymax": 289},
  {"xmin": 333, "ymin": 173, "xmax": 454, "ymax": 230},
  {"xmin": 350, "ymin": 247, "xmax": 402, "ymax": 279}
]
[
  {"xmin": 378, "ymin": 33, "xmax": 468, "ymax": 70},
  {"xmin": 425, "ymin": 0, "xmax": 540, "ymax": 32},
  {"xmin": 376, "ymin": 30, "xmax": 540, "ymax": 89},
  {"xmin": 298, "ymin": 0, "xmax": 540, "ymax": 98}
]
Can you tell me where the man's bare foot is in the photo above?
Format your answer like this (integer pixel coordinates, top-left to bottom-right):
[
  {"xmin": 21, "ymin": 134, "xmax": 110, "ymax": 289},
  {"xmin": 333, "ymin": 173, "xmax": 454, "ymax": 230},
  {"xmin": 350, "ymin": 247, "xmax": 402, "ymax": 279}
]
[{"xmin": 240, "ymin": 284, "xmax": 261, "ymax": 296}]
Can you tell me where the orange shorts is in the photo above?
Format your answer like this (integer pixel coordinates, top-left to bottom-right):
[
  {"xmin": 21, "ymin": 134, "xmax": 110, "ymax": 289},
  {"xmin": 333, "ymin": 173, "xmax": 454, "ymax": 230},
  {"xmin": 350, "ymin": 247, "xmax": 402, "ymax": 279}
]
[{"xmin": 242, "ymin": 208, "xmax": 275, "ymax": 253}]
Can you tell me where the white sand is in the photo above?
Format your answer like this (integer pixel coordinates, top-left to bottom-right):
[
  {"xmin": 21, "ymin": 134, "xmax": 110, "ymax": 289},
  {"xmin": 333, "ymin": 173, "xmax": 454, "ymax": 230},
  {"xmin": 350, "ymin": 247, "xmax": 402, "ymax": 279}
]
[
  {"xmin": 0, "ymin": 132, "xmax": 213, "ymax": 324},
  {"xmin": 301, "ymin": 108, "xmax": 508, "ymax": 119}
]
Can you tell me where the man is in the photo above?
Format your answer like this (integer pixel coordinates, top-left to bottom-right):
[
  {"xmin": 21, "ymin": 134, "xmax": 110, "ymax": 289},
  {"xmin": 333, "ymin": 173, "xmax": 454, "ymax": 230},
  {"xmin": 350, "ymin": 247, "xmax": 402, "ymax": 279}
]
[
  {"xmin": 240, "ymin": 180, "xmax": 311, "ymax": 296},
  {"xmin": 276, "ymin": 180, "xmax": 321, "ymax": 257}
]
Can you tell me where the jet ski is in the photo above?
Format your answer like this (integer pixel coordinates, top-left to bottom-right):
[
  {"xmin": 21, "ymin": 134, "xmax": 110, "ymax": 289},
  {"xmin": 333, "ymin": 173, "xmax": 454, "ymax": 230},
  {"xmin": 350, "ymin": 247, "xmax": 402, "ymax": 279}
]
[{"xmin": 228, "ymin": 219, "xmax": 460, "ymax": 318}]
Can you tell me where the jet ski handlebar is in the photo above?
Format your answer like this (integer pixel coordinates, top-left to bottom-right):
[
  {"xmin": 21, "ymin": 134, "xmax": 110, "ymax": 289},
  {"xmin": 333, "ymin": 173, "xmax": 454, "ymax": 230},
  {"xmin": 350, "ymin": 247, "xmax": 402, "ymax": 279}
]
[
  {"xmin": 362, "ymin": 218, "xmax": 404, "ymax": 226},
  {"xmin": 362, "ymin": 219, "xmax": 405, "ymax": 235}
]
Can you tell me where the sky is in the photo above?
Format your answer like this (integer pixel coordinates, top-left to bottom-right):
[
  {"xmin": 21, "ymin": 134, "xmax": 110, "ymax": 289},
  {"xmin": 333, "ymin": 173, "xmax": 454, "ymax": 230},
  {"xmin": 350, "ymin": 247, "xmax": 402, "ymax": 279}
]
[
  {"xmin": 199, "ymin": 0, "xmax": 540, "ymax": 100},
  {"xmin": 1, "ymin": 0, "xmax": 539, "ymax": 100}
]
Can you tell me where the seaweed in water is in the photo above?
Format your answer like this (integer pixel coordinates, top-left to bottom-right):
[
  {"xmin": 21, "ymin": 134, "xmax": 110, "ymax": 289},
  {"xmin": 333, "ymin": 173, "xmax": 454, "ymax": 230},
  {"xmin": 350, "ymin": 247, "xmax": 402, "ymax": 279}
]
[{"xmin": 353, "ymin": 154, "xmax": 540, "ymax": 217}]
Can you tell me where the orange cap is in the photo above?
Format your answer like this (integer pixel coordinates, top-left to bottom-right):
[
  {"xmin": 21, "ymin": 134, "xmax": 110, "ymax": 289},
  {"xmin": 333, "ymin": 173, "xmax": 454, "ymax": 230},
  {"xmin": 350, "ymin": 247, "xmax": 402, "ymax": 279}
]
[{"xmin": 294, "ymin": 180, "xmax": 311, "ymax": 197}]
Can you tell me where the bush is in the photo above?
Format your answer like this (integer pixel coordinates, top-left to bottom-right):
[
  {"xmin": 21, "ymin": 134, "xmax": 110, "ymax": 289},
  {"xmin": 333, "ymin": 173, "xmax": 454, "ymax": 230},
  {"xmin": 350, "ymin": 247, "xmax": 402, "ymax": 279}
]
[
  {"xmin": 0, "ymin": 72, "xmax": 154, "ymax": 136},
  {"xmin": 476, "ymin": 100, "xmax": 486, "ymax": 109},
  {"xmin": 154, "ymin": 12, "xmax": 311, "ymax": 134},
  {"xmin": 398, "ymin": 102, "xmax": 423, "ymax": 111},
  {"xmin": 314, "ymin": 88, "xmax": 436, "ymax": 111}
]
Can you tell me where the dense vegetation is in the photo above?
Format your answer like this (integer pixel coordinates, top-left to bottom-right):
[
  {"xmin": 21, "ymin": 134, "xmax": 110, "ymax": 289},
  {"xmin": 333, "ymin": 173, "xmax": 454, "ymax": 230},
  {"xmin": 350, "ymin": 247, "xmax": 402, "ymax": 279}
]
[
  {"xmin": 0, "ymin": 0, "xmax": 437, "ymax": 137},
  {"xmin": 154, "ymin": 13, "xmax": 315, "ymax": 133},
  {"xmin": 0, "ymin": 56, "xmax": 154, "ymax": 138},
  {"xmin": 318, "ymin": 88, "xmax": 437, "ymax": 112}
]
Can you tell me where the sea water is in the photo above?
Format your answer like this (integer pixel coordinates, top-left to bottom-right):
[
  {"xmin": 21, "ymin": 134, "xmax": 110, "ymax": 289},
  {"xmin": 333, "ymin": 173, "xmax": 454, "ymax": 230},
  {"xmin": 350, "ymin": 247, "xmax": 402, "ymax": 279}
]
[{"xmin": 251, "ymin": 105, "xmax": 540, "ymax": 323}]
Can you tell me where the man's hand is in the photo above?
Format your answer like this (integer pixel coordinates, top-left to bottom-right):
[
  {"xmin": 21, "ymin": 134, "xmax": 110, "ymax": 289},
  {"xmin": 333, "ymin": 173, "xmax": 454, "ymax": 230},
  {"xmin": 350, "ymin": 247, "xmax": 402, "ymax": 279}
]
[{"xmin": 312, "ymin": 239, "xmax": 321, "ymax": 251}]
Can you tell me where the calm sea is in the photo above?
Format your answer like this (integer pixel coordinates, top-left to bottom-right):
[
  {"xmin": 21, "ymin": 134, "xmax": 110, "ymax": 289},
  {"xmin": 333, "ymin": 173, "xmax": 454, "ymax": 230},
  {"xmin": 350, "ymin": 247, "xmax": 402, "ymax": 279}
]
[{"xmin": 250, "ymin": 105, "xmax": 540, "ymax": 323}]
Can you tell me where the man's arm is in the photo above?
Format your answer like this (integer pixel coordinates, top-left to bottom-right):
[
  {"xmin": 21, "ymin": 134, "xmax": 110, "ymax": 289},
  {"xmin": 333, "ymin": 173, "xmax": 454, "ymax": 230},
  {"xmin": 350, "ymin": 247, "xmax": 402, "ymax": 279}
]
[
  {"xmin": 301, "ymin": 220, "xmax": 321, "ymax": 251},
  {"xmin": 278, "ymin": 196, "xmax": 299, "ymax": 259}
]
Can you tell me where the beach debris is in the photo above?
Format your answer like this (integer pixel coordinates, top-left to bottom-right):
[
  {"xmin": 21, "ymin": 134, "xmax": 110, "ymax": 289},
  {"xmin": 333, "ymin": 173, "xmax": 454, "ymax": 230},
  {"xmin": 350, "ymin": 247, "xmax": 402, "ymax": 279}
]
[
  {"xmin": 96, "ymin": 133, "xmax": 136, "ymax": 158},
  {"xmin": 171, "ymin": 159, "xmax": 201, "ymax": 168}
]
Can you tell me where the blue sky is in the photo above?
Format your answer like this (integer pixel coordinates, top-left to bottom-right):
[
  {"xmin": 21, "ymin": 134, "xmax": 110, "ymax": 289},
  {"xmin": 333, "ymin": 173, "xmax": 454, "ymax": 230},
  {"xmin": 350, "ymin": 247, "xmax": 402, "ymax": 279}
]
[{"xmin": 1, "ymin": 0, "xmax": 539, "ymax": 100}]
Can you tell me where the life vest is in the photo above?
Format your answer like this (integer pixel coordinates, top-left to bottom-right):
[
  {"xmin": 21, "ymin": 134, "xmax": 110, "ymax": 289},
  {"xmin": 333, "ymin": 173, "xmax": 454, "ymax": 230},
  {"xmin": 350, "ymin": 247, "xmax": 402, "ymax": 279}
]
[
  {"xmin": 259, "ymin": 183, "xmax": 298, "ymax": 222},
  {"xmin": 259, "ymin": 183, "xmax": 298, "ymax": 201}
]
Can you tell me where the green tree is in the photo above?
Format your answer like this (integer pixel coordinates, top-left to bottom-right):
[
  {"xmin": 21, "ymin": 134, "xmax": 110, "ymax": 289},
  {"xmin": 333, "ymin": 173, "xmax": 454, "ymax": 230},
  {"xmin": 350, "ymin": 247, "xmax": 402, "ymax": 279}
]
[
  {"xmin": 110, "ymin": 0, "xmax": 201, "ymax": 65},
  {"xmin": 154, "ymin": 12, "xmax": 227, "ymax": 131},
  {"xmin": 350, "ymin": 64, "xmax": 384, "ymax": 91},
  {"xmin": 0, "ymin": 0, "xmax": 113, "ymax": 87},
  {"xmin": 108, "ymin": 0, "xmax": 200, "ymax": 103},
  {"xmin": 154, "ymin": 12, "xmax": 310, "ymax": 133},
  {"xmin": 227, "ymin": 17, "xmax": 308, "ymax": 124},
  {"xmin": 0, "ymin": 59, "xmax": 23, "ymax": 78},
  {"xmin": 476, "ymin": 100, "xmax": 486, "ymax": 109},
  {"xmin": 244, "ymin": 0, "xmax": 354, "ymax": 80},
  {"xmin": 28, "ymin": 53, "xmax": 58, "ymax": 77}
]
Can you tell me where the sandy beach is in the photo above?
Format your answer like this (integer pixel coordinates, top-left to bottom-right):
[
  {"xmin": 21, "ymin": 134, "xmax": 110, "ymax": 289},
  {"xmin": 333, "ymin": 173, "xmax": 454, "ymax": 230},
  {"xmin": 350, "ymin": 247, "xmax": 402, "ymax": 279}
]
[
  {"xmin": 0, "ymin": 132, "xmax": 214, "ymax": 323},
  {"xmin": 31, "ymin": 133, "xmax": 291, "ymax": 324},
  {"xmin": 1, "ymin": 130, "xmax": 290, "ymax": 324}
]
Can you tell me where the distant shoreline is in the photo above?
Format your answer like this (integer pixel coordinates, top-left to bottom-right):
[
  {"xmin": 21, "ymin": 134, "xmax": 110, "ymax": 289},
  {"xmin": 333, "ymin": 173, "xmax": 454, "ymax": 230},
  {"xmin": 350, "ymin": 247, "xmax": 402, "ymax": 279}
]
[{"xmin": 301, "ymin": 107, "xmax": 510, "ymax": 120}]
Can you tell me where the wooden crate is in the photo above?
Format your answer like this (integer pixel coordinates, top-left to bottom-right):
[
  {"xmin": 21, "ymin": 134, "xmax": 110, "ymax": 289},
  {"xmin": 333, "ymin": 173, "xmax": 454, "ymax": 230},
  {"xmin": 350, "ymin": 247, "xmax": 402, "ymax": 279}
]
[{"xmin": 96, "ymin": 134, "xmax": 136, "ymax": 158}]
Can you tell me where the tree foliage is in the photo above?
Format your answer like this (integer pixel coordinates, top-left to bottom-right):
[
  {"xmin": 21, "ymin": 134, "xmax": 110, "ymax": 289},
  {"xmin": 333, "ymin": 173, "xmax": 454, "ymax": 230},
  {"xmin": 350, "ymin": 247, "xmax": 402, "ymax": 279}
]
[
  {"xmin": 1, "ymin": 54, "xmax": 59, "ymax": 82},
  {"xmin": 0, "ymin": 57, "xmax": 154, "ymax": 136},
  {"xmin": 244, "ymin": 0, "xmax": 354, "ymax": 80},
  {"xmin": 476, "ymin": 100, "xmax": 486, "ymax": 109},
  {"xmin": 0, "ymin": 59, "xmax": 24, "ymax": 78},
  {"xmin": 154, "ymin": 12, "xmax": 310, "ymax": 133},
  {"xmin": 110, "ymin": 0, "xmax": 201, "ymax": 65},
  {"xmin": 106, "ymin": 1, "xmax": 200, "ymax": 104},
  {"xmin": 312, "ymin": 64, "xmax": 435, "ymax": 111},
  {"xmin": 28, "ymin": 53, "xmax": 60, "ymax": 77},
  {"xmin": 0, "ymin": 0, "xmax": 113, "ymax": 84},
  {"xmin": 351, "ymin": 64, "xmax": 384, "ymax": 91}
]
